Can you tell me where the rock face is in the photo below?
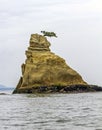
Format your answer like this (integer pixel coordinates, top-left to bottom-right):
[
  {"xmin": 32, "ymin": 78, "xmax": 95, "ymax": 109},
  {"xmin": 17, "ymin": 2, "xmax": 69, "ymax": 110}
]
[{"xmin": 13, "ymin": 34, "xmax": 87, "ymax": 93}]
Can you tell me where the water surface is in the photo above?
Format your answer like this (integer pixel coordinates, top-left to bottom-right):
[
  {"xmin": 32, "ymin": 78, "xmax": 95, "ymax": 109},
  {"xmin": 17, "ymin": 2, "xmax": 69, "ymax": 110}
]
[{"xmin": 0, "ymin": 91, "xmax": 102, "ymax": 130}]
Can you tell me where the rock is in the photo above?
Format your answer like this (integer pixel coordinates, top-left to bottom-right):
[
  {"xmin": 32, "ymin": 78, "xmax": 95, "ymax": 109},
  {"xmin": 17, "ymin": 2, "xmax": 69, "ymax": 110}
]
[
  {"xmin": 90, "ymin": 85, "xmax": 102, "ymax": 91},
  {"xmin": 13, "ymin": 33, "xmax": 89, "ymax": 94}
]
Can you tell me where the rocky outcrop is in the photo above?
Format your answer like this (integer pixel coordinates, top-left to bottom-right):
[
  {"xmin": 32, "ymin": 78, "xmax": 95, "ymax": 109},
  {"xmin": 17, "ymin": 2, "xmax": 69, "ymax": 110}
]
[{"xmin": 13, "ymin": 33, "xmax": 89, "ymax": 94}]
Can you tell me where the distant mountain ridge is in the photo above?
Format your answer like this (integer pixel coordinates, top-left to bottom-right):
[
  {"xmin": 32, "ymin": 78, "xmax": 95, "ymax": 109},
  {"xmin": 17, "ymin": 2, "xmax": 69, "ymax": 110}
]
[{"xmin": 0, "ymin": 84, "xmax": 14, "ymax": 90}]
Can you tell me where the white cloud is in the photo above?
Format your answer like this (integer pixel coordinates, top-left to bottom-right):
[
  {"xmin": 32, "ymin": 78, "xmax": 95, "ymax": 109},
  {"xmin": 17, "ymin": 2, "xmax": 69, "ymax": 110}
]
[
  {"xmin": 46, "ymin": 0, "xmax": 102, "ymax": 16},
  {"xmin": 0, "ymin": 0, "xmax": 102, "ymax": 87}
]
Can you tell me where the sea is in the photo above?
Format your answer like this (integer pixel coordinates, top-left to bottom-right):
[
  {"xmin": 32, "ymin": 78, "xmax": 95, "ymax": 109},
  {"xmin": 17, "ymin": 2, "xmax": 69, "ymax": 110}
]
[{"xmin": 0, "ymin": 90, "xmax": 102, "ymax": 130}]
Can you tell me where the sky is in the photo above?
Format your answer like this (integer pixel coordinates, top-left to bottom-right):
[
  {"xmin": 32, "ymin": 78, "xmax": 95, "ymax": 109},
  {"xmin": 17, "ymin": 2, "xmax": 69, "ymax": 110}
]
[{"xmin": 0, "ymin": 0, "xmax": 102, "ymax": 87}]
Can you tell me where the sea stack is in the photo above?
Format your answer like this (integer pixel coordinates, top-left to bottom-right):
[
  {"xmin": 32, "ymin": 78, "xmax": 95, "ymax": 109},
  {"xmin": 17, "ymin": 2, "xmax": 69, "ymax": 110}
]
[{"xmin": 13, "ymin": 33, "xmax": 88, "ymax": 93}]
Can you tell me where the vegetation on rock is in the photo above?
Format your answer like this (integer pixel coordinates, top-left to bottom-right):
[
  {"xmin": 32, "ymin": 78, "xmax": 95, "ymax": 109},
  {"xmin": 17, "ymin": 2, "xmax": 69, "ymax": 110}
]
[{"xmin": 41, "ymin": 31, "xmax": 57, "ymax": 37}]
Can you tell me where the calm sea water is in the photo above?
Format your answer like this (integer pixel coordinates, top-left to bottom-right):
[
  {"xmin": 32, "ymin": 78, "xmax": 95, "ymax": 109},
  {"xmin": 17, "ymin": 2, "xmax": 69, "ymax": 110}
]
[{"xmin": 0, "ymin": 90, "xmax": 102, "ymax": 130}]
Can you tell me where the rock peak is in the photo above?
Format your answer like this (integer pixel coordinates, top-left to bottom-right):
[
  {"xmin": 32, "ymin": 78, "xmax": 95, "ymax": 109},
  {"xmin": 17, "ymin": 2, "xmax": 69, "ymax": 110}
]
[{"xmin": 29, "ymin": 33, "xmax": 51, "ymax": 51}]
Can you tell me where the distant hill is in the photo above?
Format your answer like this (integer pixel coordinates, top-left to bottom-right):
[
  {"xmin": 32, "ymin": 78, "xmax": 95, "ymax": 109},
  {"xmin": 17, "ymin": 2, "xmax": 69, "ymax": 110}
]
[{"xmin": 0, "ymin": 84, "xmax": 14, "ymax": 90}]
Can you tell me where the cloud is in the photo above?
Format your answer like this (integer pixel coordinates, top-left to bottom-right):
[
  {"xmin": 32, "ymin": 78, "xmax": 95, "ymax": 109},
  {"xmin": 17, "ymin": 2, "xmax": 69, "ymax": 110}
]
[
  {"xmin": 0, "ymin": 0, "xmax": 102, "ymax": 86},
  {"xmin": 45, "ymin": 0, "xmax": 102, "ymax": 17}
]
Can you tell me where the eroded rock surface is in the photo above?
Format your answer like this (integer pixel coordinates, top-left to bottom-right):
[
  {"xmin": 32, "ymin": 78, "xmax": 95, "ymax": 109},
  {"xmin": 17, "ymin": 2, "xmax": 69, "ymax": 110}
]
[{"xmin": 13, "ymin": 34, "xmax": 87, "ymax": 93}]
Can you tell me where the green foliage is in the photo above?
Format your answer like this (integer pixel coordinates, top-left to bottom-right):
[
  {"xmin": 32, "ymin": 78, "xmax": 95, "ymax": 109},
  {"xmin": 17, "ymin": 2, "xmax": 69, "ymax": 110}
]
[{"xmin": 41, "ymin": 31, "xmax": 57, "ymax": 37}]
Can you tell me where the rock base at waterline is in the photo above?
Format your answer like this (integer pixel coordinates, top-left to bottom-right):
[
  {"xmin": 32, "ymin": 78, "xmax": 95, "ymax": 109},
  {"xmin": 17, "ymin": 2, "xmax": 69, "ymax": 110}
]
[{"xmin": 13, "ymin": 84, "xmax": 102, "ymax": 94}]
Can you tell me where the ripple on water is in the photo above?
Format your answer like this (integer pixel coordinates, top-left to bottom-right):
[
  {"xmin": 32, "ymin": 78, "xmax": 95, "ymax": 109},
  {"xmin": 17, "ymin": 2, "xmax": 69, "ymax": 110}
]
[{"xmin": 0, "ymin": 92, "xmax": 102, "ymax": 130}]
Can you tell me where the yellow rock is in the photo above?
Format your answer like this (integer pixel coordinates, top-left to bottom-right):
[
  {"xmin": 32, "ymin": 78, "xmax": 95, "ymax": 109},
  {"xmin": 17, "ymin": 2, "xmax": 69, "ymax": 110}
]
[{"xmin": 13, "ymin": 34, "xmax": 87, "ymax": 93}]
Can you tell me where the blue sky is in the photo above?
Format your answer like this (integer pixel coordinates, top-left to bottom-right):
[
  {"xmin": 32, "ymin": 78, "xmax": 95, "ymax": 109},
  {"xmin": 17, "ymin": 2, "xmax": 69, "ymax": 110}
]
[{"xmin": 0, "ymin": 0, "xmax": 102, "ymax": 87}]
